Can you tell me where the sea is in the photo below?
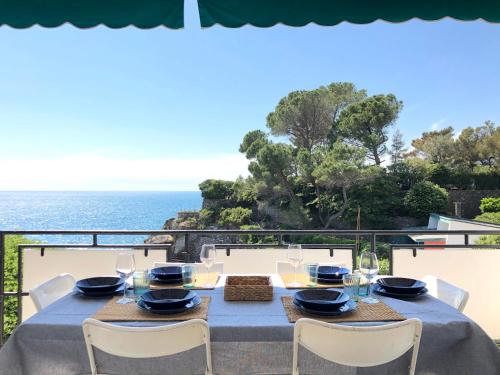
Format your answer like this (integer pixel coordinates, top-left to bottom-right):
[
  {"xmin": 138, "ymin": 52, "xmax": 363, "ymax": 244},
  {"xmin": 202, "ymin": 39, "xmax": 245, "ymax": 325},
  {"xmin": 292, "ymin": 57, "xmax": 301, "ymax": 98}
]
[{"xmin": 0, "ymin": 191, "xmax": 202, "ymax": 244}]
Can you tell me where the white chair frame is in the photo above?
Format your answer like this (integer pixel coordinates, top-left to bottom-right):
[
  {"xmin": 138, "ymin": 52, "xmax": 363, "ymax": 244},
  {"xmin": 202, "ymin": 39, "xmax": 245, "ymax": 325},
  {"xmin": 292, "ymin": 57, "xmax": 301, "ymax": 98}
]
[
  {"xmin": 83, "ymin": 318, "xmax": 212, "ymax": 375},
  {"xmin": 422, "ymin": 275, "xmax": 469, "ymax": 312},
  {"xmin": 293, "ymin": 318, "xmax": 422, "ymax": 375},
  {"xmin": 30, "ymin": 273, "xmax": 76, "ymax": 312}
]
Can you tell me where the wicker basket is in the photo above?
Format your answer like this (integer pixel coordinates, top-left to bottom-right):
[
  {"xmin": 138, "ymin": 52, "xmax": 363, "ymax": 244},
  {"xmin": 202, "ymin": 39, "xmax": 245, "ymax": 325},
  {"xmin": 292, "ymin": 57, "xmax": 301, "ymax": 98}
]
[{"xmin": 224, "ymin": 276, "xmax": 273, "ymax": 301}]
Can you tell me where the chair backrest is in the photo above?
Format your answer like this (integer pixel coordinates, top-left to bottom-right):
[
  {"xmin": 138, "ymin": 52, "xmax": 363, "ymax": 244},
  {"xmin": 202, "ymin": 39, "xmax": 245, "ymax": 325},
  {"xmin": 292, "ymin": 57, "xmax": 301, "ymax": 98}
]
[
  {"xmin": 82, "ymin": 318, "xmax": 212, "ymax": 375},
  {"xmin": 30, "ymin": 273, "xmax": 76, "ymax": 312},
  {"xmin": 293, "ymin": 318, "xmax": 422, "ymax": 375},
  {"xmin": 154, "ymin": 262, "xmax": 224, "ymax": 274},
  {"xmin": 422, "ymin": 275, "xmax": 469, "ymax": 312}
]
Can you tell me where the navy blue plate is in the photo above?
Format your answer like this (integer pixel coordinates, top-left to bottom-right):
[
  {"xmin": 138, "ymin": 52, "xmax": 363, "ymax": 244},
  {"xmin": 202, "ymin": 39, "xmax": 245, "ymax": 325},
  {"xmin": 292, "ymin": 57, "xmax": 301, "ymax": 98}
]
[
  {"xmin": 294, "ymin": 289, "xmax": 349, "ymax": 311},
  {"xmin": 373, "ymin": 283, "xmax": 428, "ymax": 299},
  {"xmin": 150, "ymin": 266, "xmax": 182, "ymax": 280},
  {"xmin": 377, "ymin": 277, "xmax": 426, "ymax": 294},
  {"xmin": 75, "ymin": 284, "xmax": 126, "ymax": 298},
  {"xmin": 149, "ymin": 274, "xmax": 183, "ymax": 285},
  {"xmin": 317, "ymin": 277, "xmax": 343, "ymax": 284},
  {"xmin": 76, "ymin": 277, "xmax": 124, "ymax": 293},
  {"xmin": 293, "ymin": 299, "xmax": 357, "ymax": 316},
  {"xmin": 137, "ymin": 295, "xmax": 202, "ymax": 315},
  {"xmin": 317, "ymin": 266, "xmax": 350, "ymax": 280},
  {"xmin": 140, "ymin": 289, "xmax": 196, "ymax": 309}
]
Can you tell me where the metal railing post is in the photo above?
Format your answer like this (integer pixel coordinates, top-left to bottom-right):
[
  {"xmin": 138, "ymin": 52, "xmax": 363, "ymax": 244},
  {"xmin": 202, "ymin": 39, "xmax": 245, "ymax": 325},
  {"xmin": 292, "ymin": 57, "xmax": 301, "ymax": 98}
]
[
  {"xmin": 184, "ymin": 233, "xmax": 190, "ymax": 262},
  {"xmin": 16, "ymin": 245, "xmax": 23, "ymax": 326},
  {"xmin": 389, "ymin": 245, "xmax": 394, "ymax": 275},
  {"xmin": 352, "ymin": 244, "xmax": 357, "ymax": 271},
  {"xmin": 370, "ymin": 234, "xmax": 376, "ymax": 254}
]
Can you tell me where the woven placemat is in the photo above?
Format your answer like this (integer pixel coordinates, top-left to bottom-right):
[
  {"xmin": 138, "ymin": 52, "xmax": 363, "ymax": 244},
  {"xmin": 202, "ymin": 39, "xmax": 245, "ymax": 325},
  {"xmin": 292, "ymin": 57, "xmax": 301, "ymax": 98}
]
[
  {"xmin": 281, "ymin": 296, "xmax": 405, "ymax": 323},
  {"xmin": 280, "ymin": 274, "xmax": 343, "ymax": 289},
  {"xmin": 150, "ymin": 273, "xmax": 220, "ymax": 290},
  {"xmin": 92, "ymin": 296, "xmax": 210, "ymax": 322}
]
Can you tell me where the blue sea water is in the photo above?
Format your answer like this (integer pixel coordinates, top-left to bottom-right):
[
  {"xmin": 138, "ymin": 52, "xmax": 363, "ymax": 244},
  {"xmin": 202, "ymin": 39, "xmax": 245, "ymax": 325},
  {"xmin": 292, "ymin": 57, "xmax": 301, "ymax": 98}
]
[{"xmin": 0, "ymin": 191, "xmax": 202, "ymax": 244}]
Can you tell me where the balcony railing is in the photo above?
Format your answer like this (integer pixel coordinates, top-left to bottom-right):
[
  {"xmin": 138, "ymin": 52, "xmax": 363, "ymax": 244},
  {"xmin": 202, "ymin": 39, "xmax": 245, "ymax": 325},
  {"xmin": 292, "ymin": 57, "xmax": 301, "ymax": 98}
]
[{"xmin": 1, "ymin": 228, "xmax": 500, "ymax": 345}]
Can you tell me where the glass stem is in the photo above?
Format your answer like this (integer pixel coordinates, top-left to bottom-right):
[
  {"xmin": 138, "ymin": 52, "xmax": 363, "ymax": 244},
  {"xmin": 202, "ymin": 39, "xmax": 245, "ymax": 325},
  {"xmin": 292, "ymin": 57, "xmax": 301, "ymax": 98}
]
[
  {"xmin": 367, "ymin": 275, "xmax": 372, "ymax": 298},
  {"xmin": 123, "ymin": 279, "xmax": 127, "ymax": 299}
]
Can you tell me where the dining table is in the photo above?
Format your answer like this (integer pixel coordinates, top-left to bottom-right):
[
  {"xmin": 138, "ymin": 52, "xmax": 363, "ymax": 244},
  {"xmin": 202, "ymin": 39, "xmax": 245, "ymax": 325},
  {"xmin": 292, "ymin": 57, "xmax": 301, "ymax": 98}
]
[{"xmin": 0, "ymin": 274, "xmax": 499, "ymax": 375}]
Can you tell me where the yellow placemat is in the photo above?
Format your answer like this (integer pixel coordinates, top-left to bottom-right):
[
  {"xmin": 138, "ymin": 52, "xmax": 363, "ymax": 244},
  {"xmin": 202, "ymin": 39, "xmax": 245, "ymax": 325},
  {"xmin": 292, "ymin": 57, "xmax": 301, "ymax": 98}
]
[
  {"xmin": 280, "ymin": 273, "xmax": 343, "ymax": 289},
  {"xmin": 150, "ymin": 273, "xmax": 220, "ymax": 290},
  {"xmin": 92, "ymin": 296, "xmax": 210, "ymax": 321},
  {"xmin": 281, "ymin": 296, "xmax": 405, "ymax": 323}
]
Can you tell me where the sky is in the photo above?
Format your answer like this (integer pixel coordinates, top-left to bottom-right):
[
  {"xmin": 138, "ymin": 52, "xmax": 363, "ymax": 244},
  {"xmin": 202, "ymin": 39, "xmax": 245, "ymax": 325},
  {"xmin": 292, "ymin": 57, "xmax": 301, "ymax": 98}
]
[{"xmin": 0, "ymin": 2, "xmax": 499, "ymax": 190}]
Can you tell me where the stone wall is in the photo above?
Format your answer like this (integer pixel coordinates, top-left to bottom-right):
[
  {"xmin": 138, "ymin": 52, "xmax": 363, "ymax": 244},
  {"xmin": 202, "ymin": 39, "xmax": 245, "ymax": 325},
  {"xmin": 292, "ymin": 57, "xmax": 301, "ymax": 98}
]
[{"xmin": 447, "ymin": 190, "xmax": 500, "ymax": 218}]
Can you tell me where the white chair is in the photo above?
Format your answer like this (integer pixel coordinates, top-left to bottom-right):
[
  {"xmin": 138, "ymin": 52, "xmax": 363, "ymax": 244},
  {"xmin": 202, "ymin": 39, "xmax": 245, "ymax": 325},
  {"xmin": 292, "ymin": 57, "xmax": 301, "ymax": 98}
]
[
  {"xmin": 292, "ymin": 318, "xmax": 422, "ymax": 375},
  {"xmin": 82, "ymin": 318, "xmax": 213, "ymax": 375},
  {"xmin": 30, "ymin": 273, "xmax": 76, "ymax": 312},
  {"xmin": 422, "ymin": 275, "xmax": 469, "ymax": 312}
]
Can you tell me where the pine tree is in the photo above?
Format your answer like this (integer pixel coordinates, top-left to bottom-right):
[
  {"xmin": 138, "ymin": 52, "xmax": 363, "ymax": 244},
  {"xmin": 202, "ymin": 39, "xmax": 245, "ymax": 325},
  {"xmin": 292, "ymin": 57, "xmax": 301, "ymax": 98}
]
[{"xmin": 389, "ymin": 129, "xmax": 407, "ymax": 164}]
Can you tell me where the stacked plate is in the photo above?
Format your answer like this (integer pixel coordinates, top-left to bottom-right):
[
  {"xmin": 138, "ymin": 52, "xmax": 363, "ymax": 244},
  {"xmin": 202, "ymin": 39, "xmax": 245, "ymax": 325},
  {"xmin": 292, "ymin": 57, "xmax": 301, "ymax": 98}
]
[
  {"xmin": 293, "ymin": 289, "xmax": 356, "ymax": 316},
  {"xmin": 137, "ymin": 289, "xmax": 201, "ymax": 314},
  {"xmin": 374, "ymin": 277, "xmax": 428, "ymax": 299},
  {"xmin": 149, "ymin": 266, "xmax": 183, "ymax": 285},
  {"xmin": 317, "ymin": 266, "xmax": 350, "ymax": 284},
  {"xmin": 75, "ymin": 277, "xmax": 125, "ymax": 297}
]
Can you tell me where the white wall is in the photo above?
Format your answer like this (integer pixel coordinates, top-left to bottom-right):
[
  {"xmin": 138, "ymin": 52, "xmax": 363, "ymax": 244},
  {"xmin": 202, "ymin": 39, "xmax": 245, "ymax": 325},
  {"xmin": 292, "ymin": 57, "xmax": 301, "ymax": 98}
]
[{"xmin": 394, "ymin": 248, "xmax": 500, "ymax": 339}]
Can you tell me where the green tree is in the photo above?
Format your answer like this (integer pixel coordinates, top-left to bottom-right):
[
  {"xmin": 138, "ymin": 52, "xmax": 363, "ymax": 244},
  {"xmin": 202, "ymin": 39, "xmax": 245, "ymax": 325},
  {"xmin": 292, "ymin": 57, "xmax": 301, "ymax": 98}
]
[
  {"xmin": 403, "ymin": 181, "xmax": 448, "ymax": 220},
  {"xmin": 312, "ymin": 143, "xmax": 380, "ymax": 228},
  {"xmin": 198, "ymin": 179, "xmax": 234, "ymax": 200},
  {"xmin": 409, "ymin": 126, "xmax": 455, "ymax": 164},
  {"xmin": 266, "ymin": 82, "xmax": 365, "ymax": 152},
  {"xmin": 388, "ymin": 129, "xmax": 407, "ymax": 164},
  {"xmin": 456, "ymin": 121, "xmax": 500, "ymax": 168},
  {"xmin": 388, "ymin": 158, "xmax": 433, "ymax": 190},
  {"xmin": 217, "ymin": 207, "xmax": 252, "ymax": 228},
  {"xmin": 338, "ymin": 94, "xmax": 403, "ymax": 165},
  {"xmin": 344, "ymin": 171, "xmax": 404, "ymax": 229},
  {"xmin": 239, "ymin": 130, "xmax": 269, "ymax": 159}
]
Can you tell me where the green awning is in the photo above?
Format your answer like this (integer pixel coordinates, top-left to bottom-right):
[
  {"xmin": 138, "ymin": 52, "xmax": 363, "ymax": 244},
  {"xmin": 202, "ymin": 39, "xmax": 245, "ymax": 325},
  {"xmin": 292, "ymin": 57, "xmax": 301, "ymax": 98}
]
[
  {"xmin": 198, "ymin": 0, "xmax": 500, "ymax": 28},
  {"xmin": 0, "ymin": 0, "xmax": 184, "ymax": 29}
]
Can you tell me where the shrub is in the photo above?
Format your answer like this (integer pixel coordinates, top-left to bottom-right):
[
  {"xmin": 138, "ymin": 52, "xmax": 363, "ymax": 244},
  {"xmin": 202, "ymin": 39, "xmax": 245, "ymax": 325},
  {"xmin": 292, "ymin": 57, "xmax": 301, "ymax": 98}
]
[
  {"xmin": 472, "ymin": 166, "xmax": 500, "ymax": 189},
  {"xmin": 198, "ymin": 209, "xmax": 215, "ymax": 229},
  {"xmin": 239, "ymin": 224, "xmax": 276, "ymax": 244},
  {"xmin": 474, "ymin": 212, "xmax": 500, "ymax": 225},
  {"xmin": 388, "ymin": 158, "xmax": 432, "ymax": 190},
  {"xmin": 404, "ymin": 181, "xmax": 448, "ymax": 219},
  {"xmin": 199, "ymin": 179, "xmax": 234, "ymax": 200},
  {"xmin": 474, "ymin": 211, "xmax": 500, "ymax": 245},
  {"xmin": 479, "ymin": 197, "xmax": 500, "ymax": 214},
  {"xmin": 217, "ymin": 207, "xmax": 252, "ymax": 228},
  {"xmin": 3, "ymin": 235, "xmax": 35, "ymax": 337}
]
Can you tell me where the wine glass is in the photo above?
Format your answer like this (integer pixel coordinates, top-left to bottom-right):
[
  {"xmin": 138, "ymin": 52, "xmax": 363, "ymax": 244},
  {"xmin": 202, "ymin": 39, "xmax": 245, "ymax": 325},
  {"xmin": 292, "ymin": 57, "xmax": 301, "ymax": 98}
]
[
  {"xmin": 287, "ymin": 244, "xmax": 303, "ymax": 287},
  {"xmin": 359, "ymin": 251, "xmax": 379, "ymax": 304},
  {"xmin": 200, "ymin": 244, "xmax": 216, "ymax": 287},
  {"xmin": 115, "ymin": 253, "xmax": 135, "ymax": 304}
]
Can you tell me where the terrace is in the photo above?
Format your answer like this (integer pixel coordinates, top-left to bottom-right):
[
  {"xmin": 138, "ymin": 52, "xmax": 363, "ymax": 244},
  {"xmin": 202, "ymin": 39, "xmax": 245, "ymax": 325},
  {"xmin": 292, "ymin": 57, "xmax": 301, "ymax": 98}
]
[
  {"xmin": 1, "ymin": 1, "xmax": 500, "ymax": 374},
  {"xmin": 0, "ymin": 226, "xmax": 499, "ymax": 374}
]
